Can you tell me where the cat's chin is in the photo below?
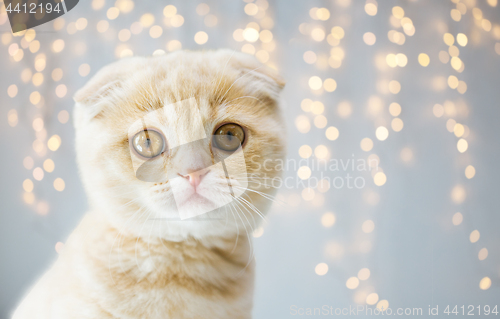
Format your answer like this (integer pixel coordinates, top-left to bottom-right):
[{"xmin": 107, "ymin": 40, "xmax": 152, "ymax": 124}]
[{"xmin": 176, "ymin": 193, "xmax": 220, "ymax": 219}]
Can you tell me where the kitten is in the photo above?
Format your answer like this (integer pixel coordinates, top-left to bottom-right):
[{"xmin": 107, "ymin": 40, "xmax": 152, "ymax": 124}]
[{"xmin": 12, "ymin": 50, "xmax": 285, "ymax": 319}]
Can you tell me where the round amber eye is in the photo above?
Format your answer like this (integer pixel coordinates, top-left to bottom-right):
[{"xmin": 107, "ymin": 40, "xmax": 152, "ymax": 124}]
[
  {"xmin": 213, "ymin": 123, "xmax": 245, "ymax": 152},
  {"xmin": 132, "ymin": 130, "xmax": 165, "ymax": 158}
]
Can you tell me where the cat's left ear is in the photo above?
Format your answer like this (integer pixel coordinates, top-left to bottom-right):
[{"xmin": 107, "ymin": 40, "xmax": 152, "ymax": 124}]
[{"xmin": 73, "ymin": 57, "xmax": 146, "ymax": 122}]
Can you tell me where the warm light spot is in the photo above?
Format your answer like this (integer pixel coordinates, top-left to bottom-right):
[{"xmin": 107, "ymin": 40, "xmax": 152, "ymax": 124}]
[
  {"xmin": 23, "ymin": 179, "xmax": 34, "ymax": 192},
  {"xmin": 391, "ymin": 118, "xmax": 404, "ymax": 132},
  {"xmin": 358, "ymin": 268, "xmax": 370, "ymax": 280},
  {"xmin": 164, "ymin": 4, "xmax": 178, "ymax": 17},
  {"xmin": 23, "ymin": 157, "xmax": 34, "ymax": 170},
  {"xmin": 259, "ymin": 30, "xmax": 273, "ymax": 43},
  {"xmin": 52, "ymin": 68, "xmax": 63, "ymax": 82},
  {"xmin": 452, "ymin": 212, "xmax": 463, "ymax": 226},
  {"xmin": 23, "ymin": 192, "xmax": 35, "ymax": 205},
  {"xmin": 362, "ymin": 220, "xmax": 375, "ymax": 233},
  {"xmin": 32, "ymin": 73, "xmax": 44, "ymax": 86},
  {"xmin": 296, "ymin": 116, "xmax": 311, "ymax": 133},
  {"xmin": 450, "ymin": 9, "xmax": 461, "ymax": 21},
  {"xmin": 337, "ymin": 101, "xmax": 352, "ymax": 118},
  {"xmin": 33, "ymin": 167, "xmax": 44, "ymax": 181},
  {"xmin": 315, "ymin": 263, "xmax": 328, "ymax": 276},
  {"xmin": 241, "ymin": 44, "xmax": 255, "ymax": 55},
  {"xmin": 375, "ymin": 126, "xmax": 389, "ymax": 141},
  {"xmin": 194, "ymin": 31, "xmax": 208, "ymax": 45},
  {"xmin": 311, "ymin": 101, "xmax": 324, "ymax": 114},
  {"xmin": 478, "ymin": 248, "xmax": 488, "ymax": 261},
  {"xmin": 315, "ymin": 145, "xmax": 329, "ymax": 159},
  {"xmin": 301, "ymin": 188, "xmax": 316, "ymax": 202},
  {"xmin": 448, "ymin": 75, "xmax": 459, "ymax": 89},
  {"xmin": 55, "ymin": 242, "xmax": 65, "ymax": 253},
  {"xmin": 446, "ymin": 119, "xmax": 457, "ymax": 132},
  {"xmin": 308, "ymin": 76, "xmax": 323, "ymax": 90},
  {"xmin": 470, "ymin": 230, "xmax": 480, "ymax": 243},
  {"xmin": 456, "ymin": 33, "xmax": 468, "ymax": 46},
  {"xmin": 321, "ymin": 212, "xmax": 336, "ymax": 227},
  {"xmin": 457, "ymin": 138, "xmax": 468, "ymax": 153},
  {"xmin": 316, "ymin": 8, "xmax": 331, "ymax": 21},
  {"xmin": 418, "ymin": 53, "xmax": 430, "ymax": 66},
  {"xmin": 58, "ymin": 110, "xmax": 70, "ymax": 124},
  {"xmin": 140, "ymin": 13, "xmax": 155, "ymax": 27},
  {"xmin": 432, "ymin": 104, "xmax": 444, "ymax": 117},
  {"xmin": 54, "ymin": 178, "xmax": 66, "ymax": 191},
  {"xmin": 451, "ymin": 185, "xmax": 466, "ymax": 204},
  {"xmin": 396, "ymin": 53, "xmax": 407, "ymax": 67},
  {"xmin": 311, "ymin": 28, "xmax": 326, "ymax": 42},
  {"xmin": 167, "ymin": 40, "xmax": 182, "ymax": 52},
  {"xmin": 386, "ymin": 53, "xmax": 397, "ymax": 68},
  {"xmin": 29, "ymin": 91, "xmax": 41, "ymax": 105},
  {"xmin": 346, "ymin": 277, "xmax": 360, "ymax": 289},
  {"xmin": 252, "ymin": 227, "xmax": 264, "ymax": 238},
  {"xmin": 457, "ymin": 81, "xmax": 467, "ymax": 94},
  {"xmin": 32, "ymin": 118, "xmax": 44, "ymax": 132},
  {"xmin": 365, "ymin": 3, "xmax": 377, "ymax": 16},
  {"xmin": 96, "ymin": 20, "xmax": 109, "ymax": 33},
  {"xmin": 299, "ymin": 145, "xmax": 312, "ymax": 158},
  {"xmin": 374, "ymin": 172, "xmax": 386, "ymax": 186},
  {"xmin": 75, "ymin": 17, "xmax": 88, "ymax": 30},
  {"xmin": 331, "ymin": 26, "xmax": 345, "ymax": 39},
  {"xmin": 451, "ymin": 57, "xmax": 462, "ymax": 71},
  {"xmin": 297, "ymin": 166, "xmax": 311, "ymax": 180},
  {"xmin": 400, "ymin": 147, "xmax": 413, "ymax": 163},
  {"xmin": 36, "ymin": 201, "xmax": 49, "ymax": 215},
  {"xmin": 465, "ymin": 165, "xmax": 475, "ymax": 179},
  {"xmin": 301, "ymin": 99, "xmax": 313, "ymax": 112},
  {"xmin": 480, "ymin": 277, "xmax": 492, "ymax": 290},
  {"xmin": 326, "ymin": 127, "xmax": 339, "ymax": 141},
  {"xmin": 106, "ymin": 7, "xmax": 120, "ymax": 20},
  {"xmin": 78, "ymin": 63, "xmax": 91, "ymax": 77},
  {"xmin": 388, "ymin": 102, "xmax": 401, "ymax": 117},
  {"xmin": 366, "ymin": 293, "xmax": 379, "ymax": 305},
  {"xmin": 48, "ymin": 135, "xmax": 62, "ymax": 151},
  {"xmin": 149, "ymin": 25, "xmax": 163, "ymax": 38},
  {"xmin": 314, "ymin": 115, "xmax": 327, "ymax": 129},
  {"xmin": 244, "ymin": 3, "xmax": 258, "ymax": 16},
  {"xmin": 453, "ymin": 123, "xmax": 465, "ymax": 137},
  {"xmin": 323, "ymin": 78, "xmax": 337, "ymax": 92},
  {"xmin": 367, "ymin": 96, "xmax": 383, "ymax": 116},
  {"xmin": 303, "ymin": 51, "xmax": 317, "ymax": 64},
  {"xmin": 388, "ymin": 80, "xmax": 401, "ymax": 94},
  {"xmin": 170, "ymin": 15, "xmax": 185, "ymax": 28},
  {"xmin": 7, "ymin": 84, "xmax": 18, "ymax": 98},
  {"xmin": 363, "ymin": 32, "xmax": 376, "ymax": 45},
  {"xmin": 43, "ymin": 159, "xmax": 55, "ymax": 173},
  {"xmin": 377, "ymin": 300, "xmax": 389, "ymax": 311},
  {"xmin": 360, "ymin": 138, "xmax": 373, "ymax": 152},
  {"xmin": 443, "ymin": 33, "xmax": 454, "ymax": 46},
  {"xmin": 243, "ymin": 28, "xmax": 259, "ymax": 42},
  {"xmin": 55, "ymin": 84, "xmax": 67, "ymax": 98},
  {"xmin": 487, "ymin": 0, "xmax": 498, "ymax": 6}
]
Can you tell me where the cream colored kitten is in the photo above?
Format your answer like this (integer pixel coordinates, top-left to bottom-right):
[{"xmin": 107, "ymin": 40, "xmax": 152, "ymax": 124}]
[{"xmin": 13, "ymin": 50, "xmax": 285, "ymax": 319}]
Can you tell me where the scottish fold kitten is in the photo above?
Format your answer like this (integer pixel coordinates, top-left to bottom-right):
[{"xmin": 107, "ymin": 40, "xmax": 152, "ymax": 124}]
[{"xmin": 13, "ymin": 50, "xmax": 285, "ymax": 319}]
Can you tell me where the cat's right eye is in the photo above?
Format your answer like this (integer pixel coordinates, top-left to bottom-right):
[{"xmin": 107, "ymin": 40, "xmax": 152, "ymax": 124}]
[{"xmin": 131, "ymin": 129, "xmax": 165, "ymax": 158}]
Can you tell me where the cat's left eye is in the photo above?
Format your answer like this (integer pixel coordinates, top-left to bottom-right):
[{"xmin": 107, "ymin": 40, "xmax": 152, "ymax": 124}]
[
  {"xmin": 213, "ymin": 123, "xmax": 245, "ymax": 152},
  {"xmin": 131, "ymin": 129, "xmax": 165, "ymax": 158}
]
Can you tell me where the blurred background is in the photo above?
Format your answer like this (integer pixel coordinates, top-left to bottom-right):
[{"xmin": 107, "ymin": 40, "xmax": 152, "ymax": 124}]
[{"xmin": 1, "ymin": 0, "xmax": 500, "ymax": 317}]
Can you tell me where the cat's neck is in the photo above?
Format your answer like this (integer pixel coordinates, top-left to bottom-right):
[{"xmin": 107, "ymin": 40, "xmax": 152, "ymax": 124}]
[{"xmin": 67, "ymin": 211, "xmax": 254, "ymax": 286}]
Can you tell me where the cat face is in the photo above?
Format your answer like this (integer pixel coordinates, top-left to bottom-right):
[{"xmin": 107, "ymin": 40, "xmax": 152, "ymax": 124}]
[{"xmin": 73, "ymin": 50, "xmax": 285, "ymax": 240}]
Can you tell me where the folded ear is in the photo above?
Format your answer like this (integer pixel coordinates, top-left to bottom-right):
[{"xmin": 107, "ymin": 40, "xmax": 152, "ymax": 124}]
[
  {"xmin": 221, "ymin": 50, "xmax": 286, "ymax": 99},
  {"xmin": 73, "ymin": 57, "xmax": 146, "ymax": 121}
]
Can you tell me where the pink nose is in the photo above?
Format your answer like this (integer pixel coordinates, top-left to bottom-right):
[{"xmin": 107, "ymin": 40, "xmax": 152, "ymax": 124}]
[{"xmin": 180, "ymin": 170, "xmax": 209, "ymax": 189}]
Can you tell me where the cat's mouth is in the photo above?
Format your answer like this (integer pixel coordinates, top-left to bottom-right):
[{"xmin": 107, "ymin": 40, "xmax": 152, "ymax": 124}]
[{"xmin": 177, "ymin": 192, "xmax": 215, "ymax": 208}]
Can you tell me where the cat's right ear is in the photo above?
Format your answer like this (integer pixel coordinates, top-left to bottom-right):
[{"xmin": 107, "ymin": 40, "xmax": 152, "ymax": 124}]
[{"xmin": 73, "ymin": 57, "xmax": 144, "ymax": 122}]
